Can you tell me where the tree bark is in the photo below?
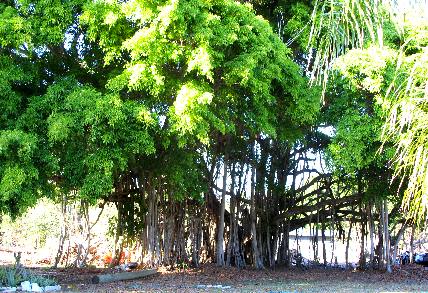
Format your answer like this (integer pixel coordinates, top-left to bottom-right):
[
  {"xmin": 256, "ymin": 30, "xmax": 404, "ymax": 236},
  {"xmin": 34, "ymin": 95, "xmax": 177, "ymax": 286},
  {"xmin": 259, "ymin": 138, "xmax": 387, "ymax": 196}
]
[
  {"xmin": 191, "ymin": 207, "xmax": 201, "ymax": 267},
  {"xmin": 383, "ymin": 200, "xmax": 392, "ymax": 273},
  {"xmin": 314, "ymin": 215, "xmax": 319, "ymax": 264},
  {"xmin": 250, "ymin": 142, "xmax": 264, "ymax": 269},
  {"xmin": 54, "ymin": 196, "xmax": 69, "ymax": 268},
  {"xmin": 216, "ymin": 149, "xmax": 228, "ymax": 266},
  {"xmin": 345, "ymin": 220, "xmax": 353, "ymax": 269},
  {"xmin": 368, "ymin": 203, "xmax": 375, "ymax": 269},
  {"xmin": 92, "ymin": 269, "xmax": 157, "ymax": 284},
  {"xmin": 321, "ymin": 214, "xmax": 327, "ymax": 266},
  {"xmin": 392, "ymin": 223, "xmax": 407, "ymax": 267},
  {"xmin": 376, "ymin": 211, "xmax": 384, "ymax": 270},
  {"xmin": 410, "ymin": 224, "xmax": 415, "ymax": 264}
]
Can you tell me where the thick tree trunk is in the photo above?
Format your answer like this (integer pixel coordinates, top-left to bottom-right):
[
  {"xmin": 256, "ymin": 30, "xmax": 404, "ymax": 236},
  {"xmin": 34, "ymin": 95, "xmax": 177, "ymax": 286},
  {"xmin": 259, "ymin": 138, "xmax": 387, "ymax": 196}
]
[
  {"xmin": 226, "ymin": 163, "xmax": 236, "ymax": 267},
  {"xmin": 250, "ymin": 143, "xmax": 264, "ymax": 269},
  {"xmin": 383, "ymin": 200, "xmax": 392, "ymax": 273},
  {"xmin": 279, "ymin": 222, "xmax": 290, "ymax": 266},
  {"xmin": 270, "ymin": 227, "xmax": 278, "ymax": 268},
  {"xmin": 368, "ymin": 203, "xmax": 375, "ymax": 269},
  {"xmin": 226, "ymin": 194, "xmax": 234, "ymax": 267},
  {"xmin": 321, "ymin": 215, "xmax": 327, "ymax": 266},
  {"xmin": 314, "ymin": 220, "xmax": 319, "ymax": 264},
  {"xmin": 410, "ymin": 224, "xmax": 415, "ymax": 264},
  {"xmin": 216, "ymin": 151, "xmax": 228, "ymax": 267},
  {"xmin": 80, "ymin": 201, "xmax": 92, "ymax": 267},
  {"xmin": 228, "ymin": 163, "xmax": 245, "ymax": 268},
  {"xmin": 392, "ymin": 223, "xmax": 407, "ymax": 267},
  {"xmin": 54, "ymin": 196, "xmax": 69, "ymax": 268},
  {"xmin": 266, "ymin": 226, "xmax": 273, "ymax": 267},
  {"xmin": 145, "ymin": 177, "xmax": 159, "ymax": 267},
  {"xmin": 163, "ymin": 201, "xmax": 175, "ymax": 267},
  {"xmin": 191, "ymin": 207, "xmax": 201, "ymax": 267},
  {"xmin": 376, "ymin": 213, "xmax": 384, "ymax": 270},
  {"xmin": 73, "ymin": 201, "xmax": 90, "ymax": 268},
  {"xmin": 177, "ymin": 202, "xmax": 188, "ymax": 264},
  {"xmin": 359, "ymin": 224, "xmax": 366, "ymax": 269},
  {"xmin": 345, "ymin": 220, "xmax": 353, "ymax": 269},
  {"xmin": 111, "ymin": 202, "xmax": 124, "ymax": 268},
  {"xmin": 237, "ymin": 195, "xmax": 247, "ymax": 268},
  {"xmin": 205, "ymin": 149, "xmax": 219, "ymax": 263}
]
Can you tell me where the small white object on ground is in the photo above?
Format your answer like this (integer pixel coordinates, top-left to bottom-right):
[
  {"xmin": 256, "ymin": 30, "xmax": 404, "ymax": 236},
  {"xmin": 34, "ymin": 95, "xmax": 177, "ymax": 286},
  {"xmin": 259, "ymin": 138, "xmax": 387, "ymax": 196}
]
[
  {"xmin": 19, "ymin": 282, "xmax": 61, "ymax": 292},
  {"xmin": 21, "ymin": 281, "xmax": 31, "ymax": 291},
  {"xmin": 196, "ymin": 285, "xmax": 231, "ymax": 289},
  {"xmin": 44, "ymin": 285, "xmax": 61, "ymax": 292},
  {"xmin": 0, "ymin": 287, "xmax": 16, "ymax": 292},
  {"xmin": 30, "ymin": 283, "xmax": 42, "ymax": 292}
]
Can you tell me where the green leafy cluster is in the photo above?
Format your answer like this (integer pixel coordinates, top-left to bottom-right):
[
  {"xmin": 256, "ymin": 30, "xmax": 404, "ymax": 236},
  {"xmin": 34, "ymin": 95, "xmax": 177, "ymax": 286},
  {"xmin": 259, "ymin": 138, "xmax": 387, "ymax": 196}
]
[
  {"xmin": 0, "ymin": 0, "xmax": 318, "ymax": 219},
  {"xmin": 0, "ymin": 266, "xmax": 57, "ymax": 287},
  {"xmin": 318, "ymin": 2, "xmax": 428, "ymax": 210},
  {"xmin": 81, "ymin": 0, "xmax": 318, "ymax": 142},
  {"xmin": 326, "ymin": 46, "xmax": 398, "ymax": 173}
]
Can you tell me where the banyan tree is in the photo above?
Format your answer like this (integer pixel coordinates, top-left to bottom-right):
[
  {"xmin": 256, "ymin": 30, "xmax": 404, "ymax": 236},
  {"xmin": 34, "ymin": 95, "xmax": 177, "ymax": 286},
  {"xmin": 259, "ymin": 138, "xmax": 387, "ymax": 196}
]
[{"xmin": 0, "ymin": 0, "xmax": 427, "ymax": 271}]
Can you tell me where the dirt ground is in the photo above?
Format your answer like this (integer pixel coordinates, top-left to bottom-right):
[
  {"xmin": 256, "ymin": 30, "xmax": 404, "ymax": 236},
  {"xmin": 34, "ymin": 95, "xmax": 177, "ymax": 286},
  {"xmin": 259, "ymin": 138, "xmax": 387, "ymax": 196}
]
[{"xmin": 29, "ymin": 263, "xmax": 428, "ymax": 292}]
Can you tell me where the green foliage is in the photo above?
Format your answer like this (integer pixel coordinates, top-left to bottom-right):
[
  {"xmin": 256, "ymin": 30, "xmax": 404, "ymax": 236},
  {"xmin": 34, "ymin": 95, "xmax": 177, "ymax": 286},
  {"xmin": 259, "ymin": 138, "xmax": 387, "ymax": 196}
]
[
  {"xmin": 383, "ymin": 46, "xmax": 428, "ymax": 219},
  {"xmin": 81, "ymin": 0, "xmax": 318, "ymax": 142},
  {"xmin": 0, "ymin": 0, "xmax": 319, "ymax": 219},
  {"xmin": 29, "ymin": 272, "xmax": 57, "ymax": 287},
  {"xmin": 283, "ymin": 2, "xmax": 312, "ymax": 48},
  {"xmin": 333, "ymin": 47, "xmax": 398, "ymax": 96},
  {"xmin": 314, "ymin": 1, "xmax": 428, "ymax": 213},
  {"xmin": 325, "ymin": 47, "xmax": 397, "ymax": 173},
  {"xmin": 0, "ymin": 130, "xmax": 40, "ymax": 216},
  {"xmin": 328, "ymin": 110, "xmax": 379, "ymax": 171},
  {"xmin": 0, "ymin": 4, "xmax": 30, "ymax": 48},
  {"xmin": 40, "ymin": 79, "xmax": 157, "ymax": 201},
  {"xmin": 0, "ymin": 266, "xmax": 21, "ymax": 287},
  {"xmin": 0, "ymin": 266, "xmax": 57, "ymax": 287}
]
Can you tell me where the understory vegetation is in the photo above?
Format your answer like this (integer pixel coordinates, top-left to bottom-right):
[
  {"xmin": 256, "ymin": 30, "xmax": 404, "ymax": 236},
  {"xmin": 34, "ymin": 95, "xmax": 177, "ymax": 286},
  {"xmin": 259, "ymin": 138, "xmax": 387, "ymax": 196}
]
[
  {"xmin": 0, "ymin": 0, "xmax": 427, "ymax": 273},
  {"xmin": 0, "ymin": 266, "xmax": 57, "ymax": 288}
]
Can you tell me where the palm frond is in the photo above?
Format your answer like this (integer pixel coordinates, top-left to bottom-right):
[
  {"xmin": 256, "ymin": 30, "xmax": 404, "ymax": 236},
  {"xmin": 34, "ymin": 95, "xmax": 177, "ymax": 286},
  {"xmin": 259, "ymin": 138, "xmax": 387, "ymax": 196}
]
[
  {"xmin": 307, "ymin": 0, "xmax": 386, "ymax": 95},
  {"xmin": 383, "ymin": 48, "xmax": 428, "ymax": 220}
]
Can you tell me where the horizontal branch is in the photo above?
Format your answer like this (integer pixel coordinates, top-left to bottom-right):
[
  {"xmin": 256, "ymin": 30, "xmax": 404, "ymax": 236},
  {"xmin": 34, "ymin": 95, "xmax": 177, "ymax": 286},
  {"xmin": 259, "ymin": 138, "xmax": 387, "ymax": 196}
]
[{"xmin": 274, "ymin": 193, "xmax": 362, "ymax": 224}]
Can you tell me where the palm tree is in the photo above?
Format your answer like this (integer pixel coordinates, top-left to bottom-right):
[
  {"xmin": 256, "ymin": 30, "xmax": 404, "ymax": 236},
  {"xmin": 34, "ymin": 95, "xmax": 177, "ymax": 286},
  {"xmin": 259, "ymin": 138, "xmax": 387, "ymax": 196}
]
[{"xmin": 308, "ymin": 0, "xmax": 428, "ymax": 221}]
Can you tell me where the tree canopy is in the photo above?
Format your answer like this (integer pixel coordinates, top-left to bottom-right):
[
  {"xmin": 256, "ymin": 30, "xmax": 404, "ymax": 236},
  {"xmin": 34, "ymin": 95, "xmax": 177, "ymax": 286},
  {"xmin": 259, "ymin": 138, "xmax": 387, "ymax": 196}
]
[{"xmin": 1, "ymin": 0, "xmax": 427, "ymax": 270}]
